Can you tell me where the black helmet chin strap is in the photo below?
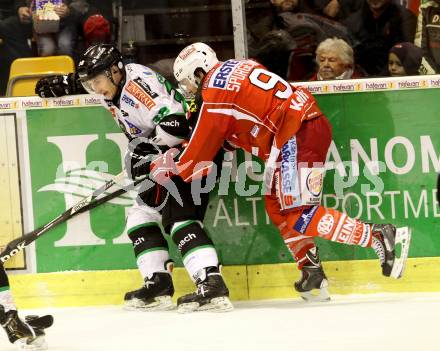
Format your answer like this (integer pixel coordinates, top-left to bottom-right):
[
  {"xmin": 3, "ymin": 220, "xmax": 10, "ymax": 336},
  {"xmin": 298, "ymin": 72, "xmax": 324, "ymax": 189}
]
[
  {"xmin": 111, "ymin": 80, "xmax": 125, "ymax": 106},
  {"xmin": 105, "ymin": 61, "xmax": 125, "ymax": 87},
  {"xmin": 105, "ymin": 62, "xmax": 126, "ymax": 105}
]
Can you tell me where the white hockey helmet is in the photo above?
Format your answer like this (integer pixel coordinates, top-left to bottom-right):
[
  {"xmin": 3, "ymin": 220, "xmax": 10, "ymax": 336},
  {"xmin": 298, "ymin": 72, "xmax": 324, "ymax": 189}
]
[{"xmin": 173, "ymin": 42, "xmax": 219, "ymax": 97}]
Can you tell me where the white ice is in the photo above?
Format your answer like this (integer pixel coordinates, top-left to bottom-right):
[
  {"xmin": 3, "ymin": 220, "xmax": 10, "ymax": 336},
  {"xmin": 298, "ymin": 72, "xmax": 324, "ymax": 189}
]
[{"xmin": 1, "ymin": 292, "xmax": 439, "ymax": 351}]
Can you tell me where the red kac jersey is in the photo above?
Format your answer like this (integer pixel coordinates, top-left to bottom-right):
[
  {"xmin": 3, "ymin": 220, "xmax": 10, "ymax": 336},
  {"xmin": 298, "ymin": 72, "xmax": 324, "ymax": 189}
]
[{"xmin": 177, "ymin": 59, "xmax": 324, "ymax": 181}]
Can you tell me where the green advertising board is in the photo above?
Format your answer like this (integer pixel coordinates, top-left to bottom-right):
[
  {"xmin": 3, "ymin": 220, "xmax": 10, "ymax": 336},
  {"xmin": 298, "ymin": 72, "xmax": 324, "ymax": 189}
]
[{"xmin": 24, "ymin": 88, "xmax": 440, "ymax": 273}]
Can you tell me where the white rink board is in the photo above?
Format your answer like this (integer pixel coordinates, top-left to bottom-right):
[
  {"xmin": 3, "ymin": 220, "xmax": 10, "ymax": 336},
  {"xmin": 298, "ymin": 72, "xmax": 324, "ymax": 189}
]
[{"xmin": 1, "ymin": 292, "xmax": 439, "ymax": 351}]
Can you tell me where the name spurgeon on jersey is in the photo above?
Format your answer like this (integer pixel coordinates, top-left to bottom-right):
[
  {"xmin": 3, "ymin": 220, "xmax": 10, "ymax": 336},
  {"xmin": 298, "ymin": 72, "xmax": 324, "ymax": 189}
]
[{"xmin": 210, "ymin": 60, "xmax": 258, "ymax": 92}]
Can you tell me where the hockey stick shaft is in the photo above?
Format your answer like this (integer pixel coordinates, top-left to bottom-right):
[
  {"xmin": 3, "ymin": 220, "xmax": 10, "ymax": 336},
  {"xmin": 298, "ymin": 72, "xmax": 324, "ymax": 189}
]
[{"xmin": 0, "ymin": 171, "xmax": 131, "ymax": 264}]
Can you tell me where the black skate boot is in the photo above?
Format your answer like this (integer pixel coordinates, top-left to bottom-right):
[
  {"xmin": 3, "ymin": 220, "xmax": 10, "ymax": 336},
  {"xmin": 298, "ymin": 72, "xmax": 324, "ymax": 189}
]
[
  {"xmin": 177, "ymin": 266, "xmax": 233, "ymax": 313},
  {"xmin": 124, "ymin": 272, "xmax": 175, "ymax": 311},
  {"xmin": 0, "ymin": 305, "xmax": 53, "ymax": 350},
  {"xmin": 294, "ymin": 248, "xmax": 330, "ymax": 302},
  {"xmin": 371, "ymin": 224, "xmax": 411, "ymax": 279}
]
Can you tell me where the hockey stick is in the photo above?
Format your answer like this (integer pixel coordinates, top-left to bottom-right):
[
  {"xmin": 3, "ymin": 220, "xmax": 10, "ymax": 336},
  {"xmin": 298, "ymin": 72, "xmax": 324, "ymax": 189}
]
[{"xmin": 0, "ymin": 170, "xmax": 140, "ymax": 264}]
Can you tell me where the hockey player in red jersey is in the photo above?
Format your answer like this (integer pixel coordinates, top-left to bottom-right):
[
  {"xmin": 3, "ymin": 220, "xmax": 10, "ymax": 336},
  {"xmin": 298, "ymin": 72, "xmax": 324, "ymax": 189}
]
[{"xmin": 151, "ymin": 42, "xmax": 412, "ymax": 302}]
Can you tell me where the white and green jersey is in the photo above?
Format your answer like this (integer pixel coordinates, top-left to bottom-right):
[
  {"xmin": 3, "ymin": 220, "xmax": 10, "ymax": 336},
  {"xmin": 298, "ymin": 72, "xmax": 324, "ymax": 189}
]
[{"xmin": 104, "ymin": 63, "xmax": 187, "ymax": 139}]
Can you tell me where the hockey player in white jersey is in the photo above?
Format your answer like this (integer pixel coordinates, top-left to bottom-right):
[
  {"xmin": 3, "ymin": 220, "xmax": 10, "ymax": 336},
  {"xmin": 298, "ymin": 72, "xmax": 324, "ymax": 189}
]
[{"xmin": 35, "ymin": 44, "xmax": 233, "ymax": 313}]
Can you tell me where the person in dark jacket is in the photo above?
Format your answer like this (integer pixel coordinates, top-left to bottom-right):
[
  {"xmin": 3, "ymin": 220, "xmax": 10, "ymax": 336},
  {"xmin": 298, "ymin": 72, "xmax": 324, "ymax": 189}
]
[
  {"xmin": 344, "ymin": 0, "xmax": 417, "ymax": 76},
  {"xmin": 415, "ymin": 0, "xmax": 440, "ymax": 74},
  {"xmin": 247, "ymin": 0, "xmax": 353, "ymax": 81}
]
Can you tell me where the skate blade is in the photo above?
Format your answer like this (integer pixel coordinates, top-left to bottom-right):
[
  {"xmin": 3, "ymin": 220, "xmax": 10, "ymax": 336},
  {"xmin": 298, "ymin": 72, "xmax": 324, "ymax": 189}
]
[
  {"xmin": 300, "ymin": 280, "xmax": 331, "ymax": 302},
  {"xmin": 177, "ymin": 297, "xmax": 234, "ymax": 314},
  {"xmin": 15, "ymin": 336, "xmax": 48, "ymax": 351},
  {"xmin": 124, "ymin": 295, "xmax": 175, "ymax": 311},
  {"xmin": 390, "ymin": 226, "xmax": 412, "ymax": 279}
]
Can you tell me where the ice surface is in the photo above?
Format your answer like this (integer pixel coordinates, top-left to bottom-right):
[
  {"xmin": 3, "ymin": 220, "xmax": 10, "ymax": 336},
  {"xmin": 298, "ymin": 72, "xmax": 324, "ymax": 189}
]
[{"xmin": 1, "ymin": 292, "xmax": 439, "ymax": 351}]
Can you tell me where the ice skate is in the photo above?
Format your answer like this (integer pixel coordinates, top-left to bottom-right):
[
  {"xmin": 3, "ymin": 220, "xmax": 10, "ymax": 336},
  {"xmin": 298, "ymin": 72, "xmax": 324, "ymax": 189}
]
[
  {"xmin": 371, "ymin": 224, "xmax": 411, "ymax": 279},
  {"xmin": 294, "ymin": 248, "xmax": 330, "ymax": 302},
  {"xmin": 177, "ymin": 266, "xmax": 233, "ymax": 313},
  {"xmin": 124, "ymin": 272, "xmax": 175, "ymax": 311},
  {"xmin": 0, "ymin": 305, "xmax": 53, "ymax": 351}
]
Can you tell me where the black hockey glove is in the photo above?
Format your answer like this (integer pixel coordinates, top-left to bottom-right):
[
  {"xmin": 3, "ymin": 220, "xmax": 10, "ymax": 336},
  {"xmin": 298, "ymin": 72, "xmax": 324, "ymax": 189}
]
[
  {"xmin": 151, "ymin": 113, "xmax": 191, "ymax": 147},
  {"xmin": 35, "ymin": 73, "xmax": 85, "ymax": 97},
  {"xmin": 125, "ymin": 139, "xmax": 168, "ymax": 180}
]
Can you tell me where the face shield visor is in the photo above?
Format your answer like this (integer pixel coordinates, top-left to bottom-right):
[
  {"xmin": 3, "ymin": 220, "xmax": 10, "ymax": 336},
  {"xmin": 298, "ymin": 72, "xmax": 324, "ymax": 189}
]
[
  {"xmin": 80, "ymin": 70, "xmax": 114, "ymax": 97},
  {"xmin": 177, "ymin": 77, "xmax": 198, "ymax": 99}
]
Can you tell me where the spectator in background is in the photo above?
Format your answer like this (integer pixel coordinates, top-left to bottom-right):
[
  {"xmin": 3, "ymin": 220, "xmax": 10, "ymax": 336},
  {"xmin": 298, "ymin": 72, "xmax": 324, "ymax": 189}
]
[
  {"xmin": 344, "ymin": 0, "xmax": 417, "ymax": 76},
  {"xmin": 70, "ymin": 0, "xmax": 111, "ymax": 47},
  {"xmin": 247, "ymin": 0, "xmax": 353, "ymax": 81},
  {"xmin": 302, "ymin": 0, "xmax": 362, "ymax": 19},
  {"xmin": 280, "ymin": 11, "xmax": 353, "ymax": 80},
  {"xmin": 0, "ymin": 1, "xmax": 32, "ymax": 95},
  {"xmin": 310, "ymin": 37, "xmax": 365, "ymax": 80},
  {"xmin": 246, "ymin": 0, "xmax": 291, "ymax": 58},
  {"xmin": 271, "ymin": 0, "xmax": 361, "ymax": 18},
  {"xmin": 313, "ymin": 0, "xmax": 342, "ymax": 18},
  {"xmin": 270, "ymin": 0, "xmax": 299, "ymax": 11},
  {"xmin": 415, "ymin": 0, "xmax": 440, "ymax": 74},
  {"xmin": 82, "ymin": 14, "xmax": 110, "ymax": 46},
  {"xmin": 387, "ymin": 42, "xmax": 422, "ymax": 76},
  {"xmin": 252, "ymin": 29, "xmax": 297, "ymax": 79},
  {"xmin": 16, "ymin": 0, "xmax": 79, "ymax": 58}
]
